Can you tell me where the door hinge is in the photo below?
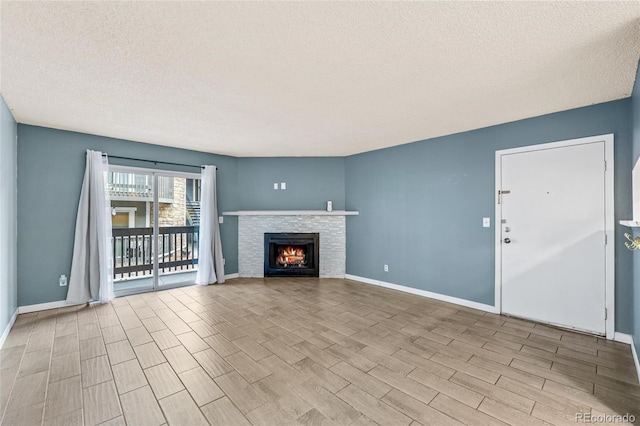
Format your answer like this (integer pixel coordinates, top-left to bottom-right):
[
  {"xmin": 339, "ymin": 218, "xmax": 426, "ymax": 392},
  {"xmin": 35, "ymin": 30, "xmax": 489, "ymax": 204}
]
[
  {"xmin": 605, "ymin": 234, "xmax": 608, "ymax": 244},
  {"xmin": 604, "ymin": 160, "xmax": 607, "ymax": 172},
  {"xmin": 605, "ymin": 308, "xmax": 608, "ymax": 320}
]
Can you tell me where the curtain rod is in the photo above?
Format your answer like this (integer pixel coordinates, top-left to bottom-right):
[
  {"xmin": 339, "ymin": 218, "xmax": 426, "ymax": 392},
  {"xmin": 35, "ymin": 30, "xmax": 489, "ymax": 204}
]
[{"xmin": 102, "ymin": 154, "xmax": 214, "ymax": 170}]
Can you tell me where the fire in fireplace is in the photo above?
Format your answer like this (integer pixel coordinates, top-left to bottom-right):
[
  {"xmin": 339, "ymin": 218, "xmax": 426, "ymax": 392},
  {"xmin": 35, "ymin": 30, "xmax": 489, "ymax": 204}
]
[
  {"xmin": 277, "ymin": 246, "xmax": 307, "ymax": 268},
  {"xmin": 264, "ymin": 233, "xmax": 319, "ymax": 277}
]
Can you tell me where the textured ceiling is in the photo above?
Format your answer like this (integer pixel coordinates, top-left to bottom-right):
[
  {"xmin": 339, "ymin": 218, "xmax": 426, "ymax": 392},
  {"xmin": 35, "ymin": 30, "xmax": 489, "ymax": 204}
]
[{"xmin": 1, "ymin": 2, "xmax": 640, "ymax": 157}]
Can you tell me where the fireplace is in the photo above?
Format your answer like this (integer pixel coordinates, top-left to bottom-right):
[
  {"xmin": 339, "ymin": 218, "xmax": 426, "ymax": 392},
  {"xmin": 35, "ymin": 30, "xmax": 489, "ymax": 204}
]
[{"xmin": 264, "ymin": 233, "xmax": 319, "ymax": 277}]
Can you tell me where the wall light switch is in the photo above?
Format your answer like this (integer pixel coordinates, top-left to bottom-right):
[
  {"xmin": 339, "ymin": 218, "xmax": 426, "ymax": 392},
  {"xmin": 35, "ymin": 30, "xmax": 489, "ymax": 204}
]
[
  {"xmin": 59, "ymin": 274, "xmax": 67, "ymax": 286},
  {"xmin": 218, "ymin": 216, "xmax": 224, "ymax": 224},
  {"xmin": 281, "ymin": 182, "xmax": 286, "ymax": 190},
  {"xmin": 274, "ymin": 183, "xmax": 279, "ymax": 190},
  {"xmin": 384, "ymin": 264, "xmax": 389, "ymax": 272},
  {"xmin": 483, "ymin": 217, "xmax": 491, "ymax": 228}
]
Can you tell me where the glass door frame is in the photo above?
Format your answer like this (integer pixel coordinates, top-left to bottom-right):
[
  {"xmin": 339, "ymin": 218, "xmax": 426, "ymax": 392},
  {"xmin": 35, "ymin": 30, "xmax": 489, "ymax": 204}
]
[{"xmin": 109, "ymin": 164, "xmax": 201, "ymax": 297}]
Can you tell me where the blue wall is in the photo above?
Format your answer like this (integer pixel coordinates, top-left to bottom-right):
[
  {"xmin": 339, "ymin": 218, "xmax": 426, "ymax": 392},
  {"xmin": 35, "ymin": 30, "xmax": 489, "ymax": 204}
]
[
  {"xmin": 345, "ymin": 99, "xmax": 633, "ymax": 332},
  {"xmin": 15, "ymin": 126, "xmax": 348, "ymax": 307},
  {"xmin": 237, "ymin": 157, "xmax": 345, "ymax": 211},
  {"xmin": 631, "ymin": 61, "xmax": 640, "ymax": 357},
  {"xmin": 0, "ymin": 95, "xmax": 18, "ymax": 338},
  {"xmin": 13, "ymin": 96, "xmax": 639, "ymax": 337},
  {"xmin": 17, "ymin": 125, "xmax": 239, "ymax": 306}
]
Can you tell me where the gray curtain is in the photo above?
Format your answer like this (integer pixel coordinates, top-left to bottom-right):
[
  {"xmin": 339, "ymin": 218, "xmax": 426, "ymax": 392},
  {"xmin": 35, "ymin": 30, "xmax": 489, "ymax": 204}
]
[
  {"xmin": 195, "ymin": 165, "xmax": 225, "ymax": 284},
  {"xmin": 67, "ymin": 150, "xmax": 114, "ymax": 303}
]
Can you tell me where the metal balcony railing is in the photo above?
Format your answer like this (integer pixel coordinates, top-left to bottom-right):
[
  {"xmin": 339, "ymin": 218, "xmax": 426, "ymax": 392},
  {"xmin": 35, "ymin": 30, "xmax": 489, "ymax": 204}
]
[
  {"xmin": 112, "ymin": 226, "xmax": 199, "ymax": 280},
  {"xmin": 108, "ymin": 173, "xmax": 174, "ymax": 202}
]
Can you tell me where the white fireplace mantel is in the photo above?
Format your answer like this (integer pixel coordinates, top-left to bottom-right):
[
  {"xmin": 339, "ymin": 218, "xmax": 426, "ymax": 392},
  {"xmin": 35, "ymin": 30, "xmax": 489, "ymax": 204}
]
[{"xmin": 223, "ymin": 210, "xmax": 359, "ymax": 216}]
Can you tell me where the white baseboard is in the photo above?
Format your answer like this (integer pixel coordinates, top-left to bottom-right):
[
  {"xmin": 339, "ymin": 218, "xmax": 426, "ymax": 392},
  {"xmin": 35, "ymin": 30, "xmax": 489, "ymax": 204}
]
[
  {"xmin": 612, "ymin": 333, "xmax": 639, "ymax": 382},
  {"xmin": 224, "ymin": 273, "xmax": 239, "ymax": 280},
  {"xmin": 18, "ymin": 300, "xmax": 85, "ymax": 314},
  {"xmin": 345, "ymin": 274, "xmax": 499, "ymax": 314},
  {"xmin": 613, "ymin": 332, "xmax": 633, "ymax": 344},
  {"xmin": 630, "ymin": 336, "xmax": 640, "ymax": 384},
  {"xmin": 0, "ymin": 308, "xmax": 18, "ymax": 349}
]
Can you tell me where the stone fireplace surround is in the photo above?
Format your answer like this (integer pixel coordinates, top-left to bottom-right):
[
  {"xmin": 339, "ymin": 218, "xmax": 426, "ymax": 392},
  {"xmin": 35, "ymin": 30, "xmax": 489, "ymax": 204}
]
[{"xmin": 223, "ymin": 210, "xmax": 358, "ymax": 278}]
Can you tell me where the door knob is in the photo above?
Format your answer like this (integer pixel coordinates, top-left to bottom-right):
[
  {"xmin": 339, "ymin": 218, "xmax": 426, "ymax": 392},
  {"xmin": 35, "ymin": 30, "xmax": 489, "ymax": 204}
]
[{"xmin": 504, "ymin": 238, "xmax": 511, "ymax": 244}]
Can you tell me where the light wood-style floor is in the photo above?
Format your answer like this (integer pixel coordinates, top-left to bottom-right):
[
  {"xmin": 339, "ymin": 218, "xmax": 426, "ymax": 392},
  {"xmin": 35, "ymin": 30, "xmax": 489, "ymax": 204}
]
[{"xmin": 1, "ymin": 278, "xmax": 638, "ymax": 426}]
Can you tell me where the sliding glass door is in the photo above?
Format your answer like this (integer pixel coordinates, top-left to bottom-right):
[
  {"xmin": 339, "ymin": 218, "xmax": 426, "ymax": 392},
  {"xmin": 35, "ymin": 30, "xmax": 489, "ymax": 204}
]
[
  {"xmin": 110, "ymin": 169, "xmax": 155, "ymax": 294},
  {"xmin": 156, "ymin": 171, "xmax": 201, "ymax": 288},
  {"xmin": 108, "ymin": 166, "xmax": 201, "ymax": 296}
]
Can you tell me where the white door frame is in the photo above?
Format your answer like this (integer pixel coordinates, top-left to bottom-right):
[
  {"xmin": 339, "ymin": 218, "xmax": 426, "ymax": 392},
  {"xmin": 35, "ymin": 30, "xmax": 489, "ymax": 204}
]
[{"xmin": 494, "ymin": 134, "xmax": 615, "ymax": 339}]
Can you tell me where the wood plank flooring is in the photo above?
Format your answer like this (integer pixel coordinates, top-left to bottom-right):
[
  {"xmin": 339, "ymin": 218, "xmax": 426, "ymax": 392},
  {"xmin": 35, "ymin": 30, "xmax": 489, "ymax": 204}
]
[{"xmin": 1, "ymin": 277, "xmax": 638, "ymax": 425}]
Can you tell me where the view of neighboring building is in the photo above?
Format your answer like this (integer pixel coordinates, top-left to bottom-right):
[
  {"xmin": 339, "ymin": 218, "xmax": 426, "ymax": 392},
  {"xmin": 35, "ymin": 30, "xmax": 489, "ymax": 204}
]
[{"xmin": 108, "ymin": 171, "xmax": 201, "ymax": 291}]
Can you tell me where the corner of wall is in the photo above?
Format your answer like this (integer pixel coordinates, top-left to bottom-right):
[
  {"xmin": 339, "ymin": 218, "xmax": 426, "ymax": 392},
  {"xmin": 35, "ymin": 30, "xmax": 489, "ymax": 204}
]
[
  {"xmin": 0, "ymin": 93, "xmax": 19, "ymax": 340},
  {"xmin": 0, "ymin": 308, "xmax": 18, "ymax": 349}
]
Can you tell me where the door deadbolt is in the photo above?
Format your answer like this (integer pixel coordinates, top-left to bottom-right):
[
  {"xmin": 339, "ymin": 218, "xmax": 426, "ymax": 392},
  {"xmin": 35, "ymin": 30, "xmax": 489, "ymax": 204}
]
[{"xmin": 504, "ymin": 238, "xmax": 511, "ymax": 244}]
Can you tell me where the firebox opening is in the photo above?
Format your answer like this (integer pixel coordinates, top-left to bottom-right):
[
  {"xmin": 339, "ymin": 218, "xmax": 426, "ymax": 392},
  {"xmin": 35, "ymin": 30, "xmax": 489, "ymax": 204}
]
[
  {"xmin": 277, "ymin": 245, "xmax": 307, "ymax": 268},
  {"xmin": 264, "ymin": 233, "xmax": 319, "ymax": 277}
]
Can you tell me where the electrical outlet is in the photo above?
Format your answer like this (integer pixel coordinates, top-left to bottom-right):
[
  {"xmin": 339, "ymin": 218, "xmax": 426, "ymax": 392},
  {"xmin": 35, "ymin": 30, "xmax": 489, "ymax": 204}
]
[
  {"xmin": 281, "ymin": 182, "xmax": 286, "ymax": 190},
  {"xmin": 274, "ymin": 183, "xmax": 279, "ymax": 190},
  {"xmin": 483, "ymin": 217, "xmax": 491, "ymax": 228},
  {"xmin": 223, "ymin": 258, "xmax": 226, "ymax": 265},
  {"xmin": 218, "ymin": 216, "xmax": 224, "ymax": 224},
  {"xmin": 59, "ymin": 274, "xmax": 67, "ymax": 286},
  {"xmin": 384, "ymin": 264, "xmax": 389, "ymax": 272}
]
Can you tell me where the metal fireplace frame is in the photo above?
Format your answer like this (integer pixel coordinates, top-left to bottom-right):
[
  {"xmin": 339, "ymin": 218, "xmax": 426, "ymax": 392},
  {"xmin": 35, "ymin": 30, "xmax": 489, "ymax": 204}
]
[{"xmin": 264, "ymin": 233, "xmax": 320, "ymax": 277}]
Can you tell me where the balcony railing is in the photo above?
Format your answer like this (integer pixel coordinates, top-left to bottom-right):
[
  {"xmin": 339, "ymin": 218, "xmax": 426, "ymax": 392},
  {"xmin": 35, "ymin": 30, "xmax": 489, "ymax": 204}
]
[
  {"xmin": 108, "ymin": 173, "xmax": 174, "ymax": 202},
  {"xmin": 112, "ymin": 226, "xmax": 199, "ymax": 280}
]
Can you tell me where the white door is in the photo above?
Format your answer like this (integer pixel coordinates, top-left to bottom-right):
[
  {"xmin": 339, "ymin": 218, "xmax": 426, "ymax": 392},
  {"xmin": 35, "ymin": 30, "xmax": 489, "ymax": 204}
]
[{"xmin": 499, "ymin": 141, "xmax": 607, "ymax": 334}]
